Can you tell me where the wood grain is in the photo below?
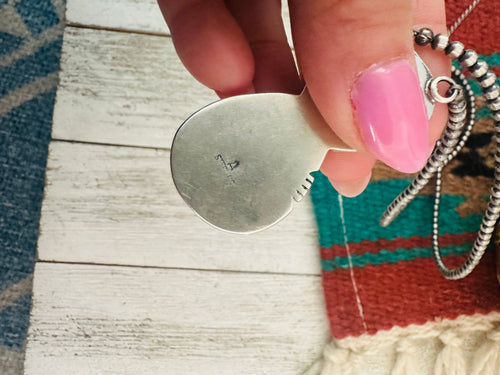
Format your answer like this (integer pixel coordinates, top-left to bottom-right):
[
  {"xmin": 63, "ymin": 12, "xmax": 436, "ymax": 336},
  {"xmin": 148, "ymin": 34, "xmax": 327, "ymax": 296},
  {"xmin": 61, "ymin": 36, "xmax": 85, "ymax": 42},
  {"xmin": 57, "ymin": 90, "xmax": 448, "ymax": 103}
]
[
  {"xmin": 67, "ymin": 0, "xmax": 170, "ymax": 35},
  {"xmin": 66, "ymin": 0, "xmax": 293, "ymax": 46},
  {"xmin": 25, "ymin": 262, "xmax": 329, "ymax": 375},
  {"xmin": 29, "ymin": 4, "xmax": 325, "ymax": 374},
  {"xmin": 52, "ymin": 27, "xmax": 217, "ymax": 148},
  {"xmin": 38, "ymin": 141, "xmax": 322, "ymax": 274},
  {"xmin": 53, "ymin": 22, "xmax": 296, "ymax": 149}
]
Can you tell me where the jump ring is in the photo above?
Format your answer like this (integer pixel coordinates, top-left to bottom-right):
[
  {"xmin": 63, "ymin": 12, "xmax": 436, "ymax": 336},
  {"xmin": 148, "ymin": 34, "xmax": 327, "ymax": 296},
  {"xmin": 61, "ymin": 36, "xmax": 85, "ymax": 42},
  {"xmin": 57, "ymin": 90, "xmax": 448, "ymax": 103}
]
[{"xmin": 427, "ymin": 76, "xmax": 460, "ymax": 103}]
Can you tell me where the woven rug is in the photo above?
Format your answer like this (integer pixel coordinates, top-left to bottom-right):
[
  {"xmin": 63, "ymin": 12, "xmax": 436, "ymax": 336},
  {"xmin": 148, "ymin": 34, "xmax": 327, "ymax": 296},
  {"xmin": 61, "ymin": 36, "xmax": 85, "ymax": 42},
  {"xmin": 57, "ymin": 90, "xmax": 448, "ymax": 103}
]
[
  {"xmin": 0, "ymin": 0, "xmax": 65, "ymax": 373},
  {"xmin": 0, "ymin": 0, "xmax": 499, "ymax": 374},
  {"xmin": 307, "ymin": 0, "xmax": 500, "ymax": 373}
]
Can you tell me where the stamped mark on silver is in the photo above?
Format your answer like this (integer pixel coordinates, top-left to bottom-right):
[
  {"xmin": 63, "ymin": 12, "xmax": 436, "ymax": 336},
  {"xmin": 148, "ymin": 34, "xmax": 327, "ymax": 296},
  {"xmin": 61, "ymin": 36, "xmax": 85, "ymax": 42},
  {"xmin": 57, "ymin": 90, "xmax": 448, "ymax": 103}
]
[
  {"xmin": 215, "ymin": 154, "xmax": 239, "ymax": 184},
  {"xmin": 215, "ymin": 154, "xmax": 240, "ymax": 171}
]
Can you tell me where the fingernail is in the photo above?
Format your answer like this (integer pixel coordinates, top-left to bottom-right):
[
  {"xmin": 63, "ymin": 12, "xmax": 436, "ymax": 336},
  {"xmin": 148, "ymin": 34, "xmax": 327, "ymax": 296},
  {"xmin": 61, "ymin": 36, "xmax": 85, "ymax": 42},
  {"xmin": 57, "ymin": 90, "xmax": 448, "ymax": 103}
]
[
  {"xmin": 329, "ymin": 172, "xmax": 372, "ymax": 198},
  {"xmin": 351, "ymin": 59, "xmax": 430, "ymax": 173}
]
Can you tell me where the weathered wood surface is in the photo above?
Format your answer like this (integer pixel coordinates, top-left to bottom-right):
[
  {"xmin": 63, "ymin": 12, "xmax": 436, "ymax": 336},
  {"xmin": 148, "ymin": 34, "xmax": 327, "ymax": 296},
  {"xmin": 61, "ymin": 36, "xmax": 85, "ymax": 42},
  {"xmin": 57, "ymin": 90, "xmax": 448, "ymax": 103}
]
[
  {"xmin": 54, "ymin": 20, "xmax": 295, "ymax": 149},
  {"xmin": 24, "ymin": 263, "xmax": 329, "ymax": 375},
  {"xmin": 52, "ymin": 27, "xmax": 217, "ymax": 148},
  {"xmin": 66, "ymin": 0, "xmax": 293, "ymax": 45},
  {"xmin": 26, "ymin": 1, "xmax": 325, "ymax": 373},
  {"xmin": 66, "ymin": 0, "xmax": 170, "ymax": 35},
  {"xmin": 38, "ymin": 141, "xmax": 321, "ymax": 274}
]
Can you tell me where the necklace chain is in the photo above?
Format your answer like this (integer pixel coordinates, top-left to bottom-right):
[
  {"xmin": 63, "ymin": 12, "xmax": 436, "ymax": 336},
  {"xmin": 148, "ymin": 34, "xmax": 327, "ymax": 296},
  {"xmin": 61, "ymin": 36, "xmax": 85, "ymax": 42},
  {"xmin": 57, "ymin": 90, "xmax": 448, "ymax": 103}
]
[
  {"xmin": 448, "ymin": 0, "xmax": 482, "ymax": 35},
  {"xmin": 383, "ymin": 28, "xmax": 500, "ymax": 280}
]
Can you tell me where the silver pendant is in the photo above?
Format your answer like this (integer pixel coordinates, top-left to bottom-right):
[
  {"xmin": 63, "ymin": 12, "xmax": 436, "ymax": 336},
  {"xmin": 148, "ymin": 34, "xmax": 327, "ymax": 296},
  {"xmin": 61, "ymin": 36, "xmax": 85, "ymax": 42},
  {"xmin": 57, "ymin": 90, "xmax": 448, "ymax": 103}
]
[{"xmin": 170, "ymin": 53, "xmax": 434, "ymax": 233}]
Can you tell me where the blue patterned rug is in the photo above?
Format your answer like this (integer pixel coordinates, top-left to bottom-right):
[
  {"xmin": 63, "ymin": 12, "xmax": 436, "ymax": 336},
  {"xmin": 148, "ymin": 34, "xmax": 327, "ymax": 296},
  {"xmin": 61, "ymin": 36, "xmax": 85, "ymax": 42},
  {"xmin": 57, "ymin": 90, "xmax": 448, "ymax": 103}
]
[{"xmin": 0, "ymin": 0, "xmax": 64, "ymax": 372}]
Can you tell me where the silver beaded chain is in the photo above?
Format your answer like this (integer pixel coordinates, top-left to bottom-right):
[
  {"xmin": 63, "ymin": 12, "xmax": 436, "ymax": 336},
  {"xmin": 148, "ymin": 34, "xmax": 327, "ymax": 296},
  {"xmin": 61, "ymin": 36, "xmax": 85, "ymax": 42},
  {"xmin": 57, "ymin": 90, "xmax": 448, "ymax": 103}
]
[{"xmin": 380, "ymin": 28, "xmax": 500, "ymax": 280}]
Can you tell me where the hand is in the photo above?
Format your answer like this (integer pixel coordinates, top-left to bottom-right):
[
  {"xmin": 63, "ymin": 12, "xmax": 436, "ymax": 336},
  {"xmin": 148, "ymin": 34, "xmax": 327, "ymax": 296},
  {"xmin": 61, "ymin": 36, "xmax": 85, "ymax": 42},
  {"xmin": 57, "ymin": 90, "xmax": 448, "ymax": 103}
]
[{"xmin": 157, "ymin": 0, "xmax": 450, "ymax": 197}]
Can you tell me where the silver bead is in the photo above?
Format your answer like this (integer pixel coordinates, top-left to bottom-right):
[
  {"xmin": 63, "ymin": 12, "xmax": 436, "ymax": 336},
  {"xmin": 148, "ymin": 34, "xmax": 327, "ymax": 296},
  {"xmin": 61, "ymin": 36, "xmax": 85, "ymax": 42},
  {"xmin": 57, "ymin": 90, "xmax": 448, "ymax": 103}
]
[
  {"xmin": 450, "ymin": 111, "xmax": 467, "ymax": 123},
  {"xmin": 493, "ymin": 111, "xmax": 500, "ymax": 121},
  {"xmin": 459, "ymin": 50, "xmax": 479, "ymax": 68},
  {"xmin": 481, "ymin": 224, "xmax": 496, "ymax": 235},
  {"xmin": 431, "ymin": 34, "xmax": 449, "ymax": 50},
  {"xmin": 446, "ymin": 41, "xmax": 465, "ymax": 59},
  {"xmin": 449, "ymin": 102, "xmax": 466, "ymax": 113},
  {"xmin": 478, "ymin": 72, "xmax": 497, "ymax": 88},
  {"xmin": 487, "ymin": 97, "xmax": 500, "ymax": 111},
  {"xmin": 415, "ymin": 28, "xmax": 434, "ymax": 46},
  {"xmin": 484, "ymin": 84, "xmax": 500, "ymax": 100},
  {"xmin": 486, "ymin": 209, "xmax": 497, "ymax": 221},
  {"xmin": 469, "ymin": 61, "xmax": 489, "ymax": 78}
]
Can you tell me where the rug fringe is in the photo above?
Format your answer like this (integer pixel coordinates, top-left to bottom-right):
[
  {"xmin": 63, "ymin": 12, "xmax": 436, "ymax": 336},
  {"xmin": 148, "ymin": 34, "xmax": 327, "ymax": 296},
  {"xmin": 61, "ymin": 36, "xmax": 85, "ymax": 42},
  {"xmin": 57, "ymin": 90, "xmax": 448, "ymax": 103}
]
[
  {"xmin": 304, "ymin": 313, "xmax": 500, "ymax": 375},
  {"xmin": 434, "ymin": 331, "xmax": 466, "ymax": 375},
  {"xmin": 391, "ymin": 338, "xmax": 422, "ymax": 375},
  {"xmin": 471, "ymin": 326, "xmax": 500, "ymax": 375}
]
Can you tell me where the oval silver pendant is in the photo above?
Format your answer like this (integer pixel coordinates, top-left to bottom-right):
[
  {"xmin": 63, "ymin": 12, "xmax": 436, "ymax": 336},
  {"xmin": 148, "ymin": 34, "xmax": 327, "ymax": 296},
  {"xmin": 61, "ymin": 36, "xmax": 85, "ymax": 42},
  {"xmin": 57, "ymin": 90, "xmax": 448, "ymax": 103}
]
[{"xmin": 170, "ymin": 53, "xmax": 434, "ymax": 233}]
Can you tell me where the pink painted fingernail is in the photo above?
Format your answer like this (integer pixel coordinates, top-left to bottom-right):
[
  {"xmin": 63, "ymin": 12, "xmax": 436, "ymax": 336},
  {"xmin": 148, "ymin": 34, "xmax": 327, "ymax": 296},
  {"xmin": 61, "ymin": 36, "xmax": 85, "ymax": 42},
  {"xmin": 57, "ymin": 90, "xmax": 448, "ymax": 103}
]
[{"xmin": 351, "ymin": 59, "xmax": 430, "ymax": 173}]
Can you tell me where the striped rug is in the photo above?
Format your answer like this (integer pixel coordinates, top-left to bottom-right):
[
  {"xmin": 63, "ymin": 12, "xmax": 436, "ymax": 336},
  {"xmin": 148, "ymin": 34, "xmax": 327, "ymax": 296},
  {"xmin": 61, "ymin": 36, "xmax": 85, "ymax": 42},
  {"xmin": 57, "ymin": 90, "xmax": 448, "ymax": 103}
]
[
  {"xmin": 0, "ymin": 0, "xmax": 65, "ymax": 373},
  {"xmin": 308, "ymin": 0, "xmax": 500, "ymax": 372},
  {"xmin": 1, "ymin": 0, "xmax": 499, "ymax": 374}
]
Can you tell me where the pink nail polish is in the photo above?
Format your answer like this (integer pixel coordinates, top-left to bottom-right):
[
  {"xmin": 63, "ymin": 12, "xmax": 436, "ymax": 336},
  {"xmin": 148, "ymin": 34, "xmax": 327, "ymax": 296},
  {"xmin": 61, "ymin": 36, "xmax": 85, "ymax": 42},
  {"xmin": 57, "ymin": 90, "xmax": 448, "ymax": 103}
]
[{"xmin": 351, "ymin": 59, "xmax": 430, "ymax": 173}]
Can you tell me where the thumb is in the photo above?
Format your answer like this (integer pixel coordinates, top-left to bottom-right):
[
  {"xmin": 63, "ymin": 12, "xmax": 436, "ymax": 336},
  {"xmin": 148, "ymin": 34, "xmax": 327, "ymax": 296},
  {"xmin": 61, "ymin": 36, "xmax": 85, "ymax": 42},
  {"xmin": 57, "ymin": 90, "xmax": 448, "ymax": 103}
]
[{"xmin": 289, "ymin": 0, "xmax": 447, "ymax": 175}]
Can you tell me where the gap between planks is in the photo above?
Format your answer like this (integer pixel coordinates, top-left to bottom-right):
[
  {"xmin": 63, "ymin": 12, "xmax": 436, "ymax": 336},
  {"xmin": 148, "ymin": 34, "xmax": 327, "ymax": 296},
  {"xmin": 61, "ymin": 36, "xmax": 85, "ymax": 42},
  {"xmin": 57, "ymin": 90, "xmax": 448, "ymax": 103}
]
[
  {"xmin": 53, "ymin": 25, "xmax": 295, "ymax": 149},
  {"xmin": 66, "ymin": 0, "xmax": 171, "ymax": 36},
  {"xmin": 65, "ymin": 0, "xmax": 293, "ymax": 44},
  {"xmin": 50, "ymin": 138, "xmax": 170, "ymax": 151},
  {"xmin": 65, "ymin": 21, "xmax": 174, "ymax": 38},
  {"xmin": 37, "ymin": 258, "xmax": 323, "ymax": 278},
  {"xmin": 38, "ymin": 141, "xmax": 322, "ymax": 275},
  {"xmin": 52, "ymin": 26, "xmax": 218, "ymax": 148}
]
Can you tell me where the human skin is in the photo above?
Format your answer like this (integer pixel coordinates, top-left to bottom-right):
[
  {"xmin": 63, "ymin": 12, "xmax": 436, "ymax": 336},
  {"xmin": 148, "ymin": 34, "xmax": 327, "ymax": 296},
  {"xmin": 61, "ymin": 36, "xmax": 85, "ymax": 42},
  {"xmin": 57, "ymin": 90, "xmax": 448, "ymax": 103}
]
[{"xmin": 157, "ymin": 0, "xmax": 449, "ymax": 197}]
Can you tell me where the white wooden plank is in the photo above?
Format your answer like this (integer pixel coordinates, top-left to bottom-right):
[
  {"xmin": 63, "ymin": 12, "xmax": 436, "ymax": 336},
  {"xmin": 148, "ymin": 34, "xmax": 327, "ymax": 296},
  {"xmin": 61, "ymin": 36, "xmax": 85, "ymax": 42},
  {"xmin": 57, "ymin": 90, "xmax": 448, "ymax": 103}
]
[
  {"xmin": 66, "ymin": 0, "xmax": 170, "ymax": 35},
  {"xmin": 66, "ymin": 0, "xmax": 293, "ymax": 46},
  {"xmin": 53, "ymin": 24, "xmax": 296, "ymax": 149},
  {"xmin": 52, "ymin": 27, "xmax": 218, "ymax": 148},
  {"xmin": 38, "ymin": 141, "xmax": 322, "ymax": 274},
  {"xmin": 25, "ymin": 262, "xmax": 329, "ymax": 375}
]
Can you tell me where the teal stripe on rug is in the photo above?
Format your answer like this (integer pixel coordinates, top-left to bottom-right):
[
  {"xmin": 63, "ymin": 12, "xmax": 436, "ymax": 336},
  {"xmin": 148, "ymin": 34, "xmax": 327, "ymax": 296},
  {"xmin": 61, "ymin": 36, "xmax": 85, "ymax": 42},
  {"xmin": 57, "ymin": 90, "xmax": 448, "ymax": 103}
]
[
  {"xmin": 310, "ymin": 173, "xmax": 483, "ymax": 248},
  {"xmin": 321, "ymin": 242, "xmax": 474, "ymax": 271},
  {"xmin": 453, "ymin": 53, "xmax": 500, "ymax": 96},
  {"xmin": 480, "ymin": 53, "xmax": 500, "ymax": 67}
]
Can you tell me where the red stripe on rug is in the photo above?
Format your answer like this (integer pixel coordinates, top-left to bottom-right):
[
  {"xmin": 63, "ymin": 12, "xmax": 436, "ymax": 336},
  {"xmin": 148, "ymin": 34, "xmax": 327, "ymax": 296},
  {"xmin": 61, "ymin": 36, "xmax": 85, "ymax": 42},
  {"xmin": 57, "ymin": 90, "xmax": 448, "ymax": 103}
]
[
  {"xmin": 320, "ymin": 232, "xmax": 477, "ymax": 259},
  {"xmin": 446, "ymin": 0, "xmax": 500, "ymax": 55},
  {"xmin": 323, "ymin": 252, "xmax": 500, "ymax": 339}
]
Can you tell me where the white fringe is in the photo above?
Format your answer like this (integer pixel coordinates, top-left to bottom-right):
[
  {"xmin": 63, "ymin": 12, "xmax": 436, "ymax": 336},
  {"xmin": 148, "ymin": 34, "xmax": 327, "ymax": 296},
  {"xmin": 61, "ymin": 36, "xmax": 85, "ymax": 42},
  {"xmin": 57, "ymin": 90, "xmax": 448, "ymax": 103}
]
[
  {"xmin": 305, "ymin": 313, "xmax": 500, "ymax": 375},
  {"xmin": 472, "ymin": 327, "xmax": 500, "ymax": 375},
  {"xmin": 391, "ymin": 338, "xmax": 421, "ymax": 375},
  {"xmin": 322, "ymin": 342, "xmax": 350, "ymax": 375},
  {"xmin": 434, "ymin": 331, "xmax": 466, "ymax": 375}
]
